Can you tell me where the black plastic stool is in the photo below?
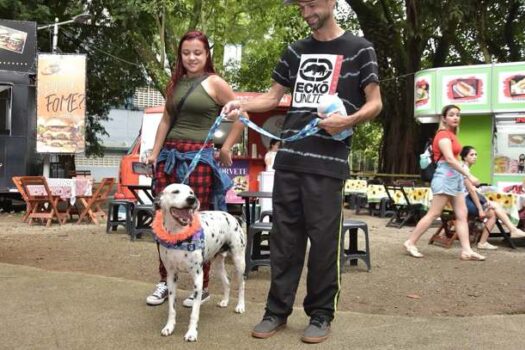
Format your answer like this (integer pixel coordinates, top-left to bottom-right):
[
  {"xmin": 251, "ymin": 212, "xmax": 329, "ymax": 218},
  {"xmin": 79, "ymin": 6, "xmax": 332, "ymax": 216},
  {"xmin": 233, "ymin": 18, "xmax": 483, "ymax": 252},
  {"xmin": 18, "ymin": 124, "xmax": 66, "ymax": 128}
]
[
  {"xmin": 131, "ymin": 204, "xmax": 155, "ymax": 241},
  {"xmin": 245, "ymin": 221, "xmax": 272, "ymax": 277},
  {"xmin": 341, "ymin": 219, "xmax": 371, "ymax": 271},
  {"xmin": 106, "ymin": 200, "xmax": 134, "ymax": 234}
]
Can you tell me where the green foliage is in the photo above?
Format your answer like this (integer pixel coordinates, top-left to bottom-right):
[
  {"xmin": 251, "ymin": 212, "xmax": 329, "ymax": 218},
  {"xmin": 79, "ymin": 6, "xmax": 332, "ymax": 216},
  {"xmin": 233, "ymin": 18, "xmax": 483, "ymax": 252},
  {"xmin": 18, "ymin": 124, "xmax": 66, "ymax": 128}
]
[{"xmin": 0, "ymin": 0, "xmax": 147, "ymax": 157}]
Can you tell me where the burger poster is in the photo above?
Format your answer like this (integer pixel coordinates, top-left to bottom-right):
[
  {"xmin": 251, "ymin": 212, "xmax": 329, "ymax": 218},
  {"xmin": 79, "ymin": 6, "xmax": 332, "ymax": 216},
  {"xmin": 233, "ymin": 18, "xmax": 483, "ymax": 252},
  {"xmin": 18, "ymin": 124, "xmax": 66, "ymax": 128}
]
[
  {"xmin": 0, "ymin": 20, "xmax": 36, "ymax": 73},
  {"xmin": 492, "ymin": 62, "xmax": 525, "ymax": 113},
  {"xmin": 437, "ymin": 65, "xmax": 491, "ymax": 114},
  {"xmin": 37, "ymin": 54, "xmax": 86, "ymax": 153},
  {"xmin": 414, "ymin": 70, "xmax": 436, "ymax": 116}
]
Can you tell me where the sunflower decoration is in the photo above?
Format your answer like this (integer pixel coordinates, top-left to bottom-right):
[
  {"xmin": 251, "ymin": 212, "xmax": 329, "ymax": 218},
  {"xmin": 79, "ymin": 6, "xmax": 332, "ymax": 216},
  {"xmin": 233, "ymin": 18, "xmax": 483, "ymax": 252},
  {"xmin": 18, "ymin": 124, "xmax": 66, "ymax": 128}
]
[
  {"xmin": 500, "ymin": 193, "xmax": 516, "ymax": 209},
  {"xmin": 394, "ymin": 190, "xmax": 405, "ymax": 204}
]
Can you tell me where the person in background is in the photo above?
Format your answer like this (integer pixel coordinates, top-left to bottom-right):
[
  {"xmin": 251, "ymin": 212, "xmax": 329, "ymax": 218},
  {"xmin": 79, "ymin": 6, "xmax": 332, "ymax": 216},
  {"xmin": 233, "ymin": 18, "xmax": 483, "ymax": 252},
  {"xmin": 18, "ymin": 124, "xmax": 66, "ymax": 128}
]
[
  {"xmin": 144, "ymin": 31, "xmax": 243, "ymax": 308},
  {"xmin": 460, "ymin": 146, "xmax": 525, "ymax": 250},
  {"xmin": 403, "ymin": 105, "xmax": 486, "ymax": 261},
  {"xmin": 223, "ymin": 0, "xmax": 382, "ymax": 343},
  {"xmin": 264, "ymin": 139, "xmax": 281, "ymax": 171}
]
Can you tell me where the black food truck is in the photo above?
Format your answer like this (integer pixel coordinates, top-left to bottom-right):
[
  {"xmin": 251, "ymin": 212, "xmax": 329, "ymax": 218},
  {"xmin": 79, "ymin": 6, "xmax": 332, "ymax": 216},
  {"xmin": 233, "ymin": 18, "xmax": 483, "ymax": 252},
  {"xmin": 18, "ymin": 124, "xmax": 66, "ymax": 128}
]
[{"xmin": 0, "ymin": 20, "xmax": 39, "ymax": 211}]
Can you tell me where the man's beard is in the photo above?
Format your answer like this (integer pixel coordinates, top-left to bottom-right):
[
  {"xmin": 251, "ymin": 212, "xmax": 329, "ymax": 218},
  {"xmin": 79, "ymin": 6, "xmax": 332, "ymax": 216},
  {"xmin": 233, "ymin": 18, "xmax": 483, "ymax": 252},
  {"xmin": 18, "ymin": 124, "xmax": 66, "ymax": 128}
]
[{"xmin": 307, "ymin": 13, "xmax": 328, "ymax": 30}]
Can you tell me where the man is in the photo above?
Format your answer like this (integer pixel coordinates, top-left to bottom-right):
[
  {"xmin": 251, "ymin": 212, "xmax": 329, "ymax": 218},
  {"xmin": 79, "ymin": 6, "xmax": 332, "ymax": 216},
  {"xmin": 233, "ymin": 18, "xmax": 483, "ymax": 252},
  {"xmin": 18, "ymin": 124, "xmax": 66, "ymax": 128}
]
[{"xmin": 223, "ymin": 0, "xmax": 382, "ymax": 344}]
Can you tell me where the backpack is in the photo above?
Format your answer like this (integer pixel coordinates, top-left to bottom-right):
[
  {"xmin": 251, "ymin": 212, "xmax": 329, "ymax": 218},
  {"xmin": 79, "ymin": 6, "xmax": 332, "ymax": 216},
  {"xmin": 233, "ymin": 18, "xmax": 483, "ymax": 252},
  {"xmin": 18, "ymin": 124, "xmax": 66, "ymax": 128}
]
[{"xmin": 419, "ymin": 140, "xmax": 436, "ymax": 182}]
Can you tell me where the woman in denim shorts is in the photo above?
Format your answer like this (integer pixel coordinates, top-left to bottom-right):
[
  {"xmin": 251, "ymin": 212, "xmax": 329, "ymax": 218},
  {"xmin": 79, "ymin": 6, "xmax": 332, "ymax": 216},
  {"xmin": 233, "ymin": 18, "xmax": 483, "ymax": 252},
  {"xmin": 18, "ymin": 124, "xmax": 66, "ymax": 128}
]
[{"xmin": 403, "ymin": 105, "xmax": 486, "ymax": 261}]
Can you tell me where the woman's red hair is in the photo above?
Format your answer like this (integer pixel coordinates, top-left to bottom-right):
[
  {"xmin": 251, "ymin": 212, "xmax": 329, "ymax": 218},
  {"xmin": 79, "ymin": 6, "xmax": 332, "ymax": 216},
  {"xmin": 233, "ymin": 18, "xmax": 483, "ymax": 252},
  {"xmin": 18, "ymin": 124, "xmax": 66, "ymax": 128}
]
[{"xmin": 165, "ymin": 31, "xmax": 215, "ymax": 100}]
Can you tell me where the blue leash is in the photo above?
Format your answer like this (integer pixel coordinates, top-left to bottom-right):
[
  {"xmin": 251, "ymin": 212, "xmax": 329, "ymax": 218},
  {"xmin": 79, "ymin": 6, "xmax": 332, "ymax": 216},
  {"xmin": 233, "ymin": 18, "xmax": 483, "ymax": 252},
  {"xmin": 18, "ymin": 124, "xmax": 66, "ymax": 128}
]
[{"xmin": 182, "ymin": 114, "xmax": 323, "ymax": 183}]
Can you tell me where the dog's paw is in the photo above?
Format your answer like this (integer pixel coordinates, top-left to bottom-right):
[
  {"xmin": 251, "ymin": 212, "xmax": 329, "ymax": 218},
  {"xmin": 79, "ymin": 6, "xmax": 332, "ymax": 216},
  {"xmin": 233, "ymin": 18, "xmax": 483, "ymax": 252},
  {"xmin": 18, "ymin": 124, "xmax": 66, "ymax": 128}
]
[
  {"xmin": 161, "ymin": 323, "xmax": 175, "ymax": 336},
  {"xmin": 217, "ymin": 299, "xmax": 229, "ymax": 308},
  {"xmin": 235, "ymin": 303, "xmax": 245, "ymax": 314},
  {"xmin": 184, "ymin": 329, "xmax": 198, "ymax": 342}
]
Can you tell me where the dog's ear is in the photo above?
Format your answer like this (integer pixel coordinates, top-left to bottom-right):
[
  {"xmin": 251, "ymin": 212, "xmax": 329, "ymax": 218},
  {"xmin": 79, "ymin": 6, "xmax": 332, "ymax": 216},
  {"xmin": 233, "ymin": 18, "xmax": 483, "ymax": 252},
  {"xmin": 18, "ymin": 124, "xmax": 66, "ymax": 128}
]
[
  {"xmin": 195, "ymin": 198, "xmax": 200, "ymax": 211},
  {"xmin": 154, "ymin": 194, "xmax": 161, "ymax": 210}
]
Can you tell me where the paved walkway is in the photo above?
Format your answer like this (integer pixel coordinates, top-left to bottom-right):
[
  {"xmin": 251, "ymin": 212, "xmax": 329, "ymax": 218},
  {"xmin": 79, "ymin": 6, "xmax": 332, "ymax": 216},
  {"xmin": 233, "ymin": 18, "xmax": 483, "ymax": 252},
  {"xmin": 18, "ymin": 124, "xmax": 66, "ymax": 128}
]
[{"xmin": 1, "ymin": 262, "xmax": 524, "ymax": 349}]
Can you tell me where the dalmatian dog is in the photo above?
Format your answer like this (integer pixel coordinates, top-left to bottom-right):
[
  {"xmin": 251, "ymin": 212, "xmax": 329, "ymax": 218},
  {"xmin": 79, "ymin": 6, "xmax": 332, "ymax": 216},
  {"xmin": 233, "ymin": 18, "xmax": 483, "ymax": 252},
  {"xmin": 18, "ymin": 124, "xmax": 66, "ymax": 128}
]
[{"xmin": 155, "ymin": 183, "xmax": 246, "ymax": 341}]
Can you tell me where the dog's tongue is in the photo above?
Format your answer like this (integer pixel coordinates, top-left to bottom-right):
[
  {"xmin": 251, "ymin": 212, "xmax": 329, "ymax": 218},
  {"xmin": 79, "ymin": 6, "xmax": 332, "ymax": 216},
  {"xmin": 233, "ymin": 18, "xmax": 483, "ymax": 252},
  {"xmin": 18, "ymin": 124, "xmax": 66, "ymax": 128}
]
[{"xmin": 170, "ymin": 208, "xmax": 193, "ymax": 222}]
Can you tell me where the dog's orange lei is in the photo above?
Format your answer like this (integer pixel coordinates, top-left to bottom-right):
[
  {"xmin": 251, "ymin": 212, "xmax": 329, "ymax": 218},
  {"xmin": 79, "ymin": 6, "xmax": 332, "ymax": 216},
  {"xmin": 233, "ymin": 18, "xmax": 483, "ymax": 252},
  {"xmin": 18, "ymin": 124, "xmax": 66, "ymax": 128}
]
[{"xmin": 152, "ymin": 210, "xmax": 201, "ymax": 244}]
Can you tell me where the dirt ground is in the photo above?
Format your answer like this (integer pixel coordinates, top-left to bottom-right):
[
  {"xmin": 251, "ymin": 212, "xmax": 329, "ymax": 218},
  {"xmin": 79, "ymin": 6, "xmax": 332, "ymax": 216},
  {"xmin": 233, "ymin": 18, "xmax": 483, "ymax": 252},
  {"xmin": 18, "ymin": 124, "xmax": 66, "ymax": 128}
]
[{"xmin": 1, "ymin": 209, "xmax": 525, "ymax": 318}]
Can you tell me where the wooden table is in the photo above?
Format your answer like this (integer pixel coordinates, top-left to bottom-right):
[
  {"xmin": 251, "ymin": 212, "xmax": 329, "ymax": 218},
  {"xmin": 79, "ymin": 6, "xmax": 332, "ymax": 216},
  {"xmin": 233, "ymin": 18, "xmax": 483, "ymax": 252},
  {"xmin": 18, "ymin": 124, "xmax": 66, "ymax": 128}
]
[
  {"xmin": 237, "ymin": 191, "xmax": 272, "ymax": 229},
  {"xmin": 27, "ymin": 177, "xmax": 93, "ymax": 205}
]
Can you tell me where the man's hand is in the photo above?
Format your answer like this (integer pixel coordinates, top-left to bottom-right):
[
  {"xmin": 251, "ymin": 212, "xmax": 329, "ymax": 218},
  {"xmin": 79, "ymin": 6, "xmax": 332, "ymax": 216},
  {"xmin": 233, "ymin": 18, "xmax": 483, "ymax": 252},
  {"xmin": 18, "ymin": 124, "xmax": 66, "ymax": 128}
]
[
  {"xmin": 318, "ymin": 112, "xmax": 353, "ymax": 136},
  {"xmin": 219, "ymin": 147, "xmax": 233, "ymax": 167},
  {"xmin": 221, "ymin": 100, "xmax": 243, "ymax": 121}
]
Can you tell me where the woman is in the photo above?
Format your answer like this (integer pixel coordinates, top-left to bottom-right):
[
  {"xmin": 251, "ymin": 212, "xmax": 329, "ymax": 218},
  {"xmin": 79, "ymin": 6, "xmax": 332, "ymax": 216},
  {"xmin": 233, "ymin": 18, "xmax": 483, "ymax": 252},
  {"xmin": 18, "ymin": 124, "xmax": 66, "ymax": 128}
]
[
  {"xmin": 403, "ymin": 105, "xmax": 486, "ymax": 261},
  {"xmin": 460, "ymin": 146, "xmax": 525, "ymax": 248},
  {"xmin": 144, "ymin": 31, "xmax": 244, "ymax": 307},
  {"xmin": 264, "ymin": 139, "xmax": 281, "ymax": 171}
]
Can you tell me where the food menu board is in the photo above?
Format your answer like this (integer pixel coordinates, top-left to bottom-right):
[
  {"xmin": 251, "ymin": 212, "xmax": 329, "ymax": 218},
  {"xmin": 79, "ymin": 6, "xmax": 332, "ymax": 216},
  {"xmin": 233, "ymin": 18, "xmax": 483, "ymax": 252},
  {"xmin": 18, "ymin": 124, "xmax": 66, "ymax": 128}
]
[
  {"xmin": 437, "ymin": 65, "xmax": 491, "ymax": 114},
  {"xmin": 414, "ymin": 70, "xmax": 436, "ymax": 116},
  {"xmin": 415, "ymin": 62, "xmax": 525, "ymax": 117},
  {"xmin": 492, "ymin": 62, "xmax": 525, "ymax": 112}
]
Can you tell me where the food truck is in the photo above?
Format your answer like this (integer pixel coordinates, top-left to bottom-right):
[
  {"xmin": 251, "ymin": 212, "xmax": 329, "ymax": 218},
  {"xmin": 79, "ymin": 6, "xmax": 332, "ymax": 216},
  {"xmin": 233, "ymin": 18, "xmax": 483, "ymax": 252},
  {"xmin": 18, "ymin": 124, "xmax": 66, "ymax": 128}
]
[
  {"xmin": 414, "ymin": 62, "xmax": 525, "ymax": 189},
  {"xmin": 0, "ymin": 20, "xmax": 38, "ymax": 210},
  {"xmin": 114, "ymin": 92, "xmax": 291, "ymax": 204}
]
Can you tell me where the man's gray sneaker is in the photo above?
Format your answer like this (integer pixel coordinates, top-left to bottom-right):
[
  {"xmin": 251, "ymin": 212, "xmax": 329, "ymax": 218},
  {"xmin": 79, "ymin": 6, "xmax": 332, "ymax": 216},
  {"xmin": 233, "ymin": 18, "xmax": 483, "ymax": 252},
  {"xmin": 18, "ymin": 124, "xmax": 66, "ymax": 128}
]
[
  {"xmin": 182, "ymin": 290, "xmax": 210, "ymax": 308},
  {"xmin": 301, "ymin": 316, "xmax": 331, "ymax": 344},
  {"xmin": 252, "ymin": 314, "xmax": 287, "ymax": 339},
  {"xmin": 146, "ymin": 282, "xmax": 168, "ymax": 306}
]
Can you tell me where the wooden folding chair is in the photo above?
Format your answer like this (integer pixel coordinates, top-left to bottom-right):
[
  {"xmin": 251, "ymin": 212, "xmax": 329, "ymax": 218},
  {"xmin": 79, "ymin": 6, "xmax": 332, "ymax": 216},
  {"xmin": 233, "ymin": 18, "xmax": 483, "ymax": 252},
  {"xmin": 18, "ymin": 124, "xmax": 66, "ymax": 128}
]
[
  {"xmin": 428, "ymin": 210, "xmax": 516, "ymax": 249},
  {"xmin": 384, "ymin": 184, "xmax": 425, "ymax": 228},
  {"xmin": 12, "ymin": 176, "xmax": 32, "ymax": 222},
  {"xmin": 18, "ymin": 176, "xmax": 68, "ymax": 226},
  {"xmin": 76, "ymin": 177, "xmax": 115, "ymax": 224}
]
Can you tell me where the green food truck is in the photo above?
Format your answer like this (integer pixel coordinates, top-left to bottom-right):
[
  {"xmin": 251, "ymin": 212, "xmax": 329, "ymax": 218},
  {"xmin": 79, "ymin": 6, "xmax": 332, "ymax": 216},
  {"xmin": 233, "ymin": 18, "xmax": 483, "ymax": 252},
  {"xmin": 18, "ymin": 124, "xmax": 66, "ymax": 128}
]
[{"xmin": 414, "ymin": 62, "xmax": 525, "ymax": 190}]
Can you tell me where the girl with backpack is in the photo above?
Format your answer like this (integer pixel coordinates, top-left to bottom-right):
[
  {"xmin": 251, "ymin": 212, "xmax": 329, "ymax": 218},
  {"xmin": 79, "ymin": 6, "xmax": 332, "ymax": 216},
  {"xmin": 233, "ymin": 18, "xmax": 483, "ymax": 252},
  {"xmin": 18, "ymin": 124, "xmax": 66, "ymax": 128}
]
[{"xmin": 403, "ymin": 105, "xmax": 486, "ymax": 261}]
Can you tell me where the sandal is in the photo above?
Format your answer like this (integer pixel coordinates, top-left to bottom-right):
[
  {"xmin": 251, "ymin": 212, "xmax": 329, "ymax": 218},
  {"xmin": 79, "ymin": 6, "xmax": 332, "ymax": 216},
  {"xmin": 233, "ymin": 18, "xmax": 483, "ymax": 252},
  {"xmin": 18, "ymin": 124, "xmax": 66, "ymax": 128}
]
[
  {"xmin": 404, "ymin": 241, "xmax": 423, "ymax": 258},
  {"xmin": 460, "ymin": 251, "xmax": 486, "ymax": 261},
  {"xmin": 477, "ymin": 242, "xmax": 498, "ymax": 250}
]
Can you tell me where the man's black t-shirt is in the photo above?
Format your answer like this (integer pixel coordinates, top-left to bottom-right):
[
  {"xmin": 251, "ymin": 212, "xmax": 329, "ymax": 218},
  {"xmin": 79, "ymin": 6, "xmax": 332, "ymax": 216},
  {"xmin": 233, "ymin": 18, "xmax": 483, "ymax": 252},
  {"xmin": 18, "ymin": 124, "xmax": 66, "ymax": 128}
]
[{"xmin": 272, "ymin": 31, "xmax": 379, "ymax": 179}]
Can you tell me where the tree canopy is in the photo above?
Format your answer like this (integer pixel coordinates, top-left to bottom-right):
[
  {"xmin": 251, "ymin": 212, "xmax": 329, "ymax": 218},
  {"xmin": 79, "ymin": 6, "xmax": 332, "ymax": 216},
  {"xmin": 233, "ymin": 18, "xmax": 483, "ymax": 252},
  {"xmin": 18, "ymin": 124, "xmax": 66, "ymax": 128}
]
[{"xmin": 2, "ymin": 0, "xmax": 524, "ymax": 169}]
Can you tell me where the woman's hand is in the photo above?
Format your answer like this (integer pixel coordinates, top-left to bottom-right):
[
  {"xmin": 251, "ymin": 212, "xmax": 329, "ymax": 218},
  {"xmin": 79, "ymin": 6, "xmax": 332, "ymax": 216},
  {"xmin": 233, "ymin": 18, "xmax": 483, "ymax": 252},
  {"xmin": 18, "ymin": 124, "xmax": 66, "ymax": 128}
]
[
  {"xmin": 467, "ymin": 174, "xmax": 480, "ymax": 187},
  {"xmin": 478, "ymin": 209, "xmax": 486, "ymax": 220},
  {"xmin": 145, "ymin": 152, "xmax": 158, "ymax": 166},
  {"xmin": 219, "ymin": 147, "xmax": 233, "ymax": 167}
]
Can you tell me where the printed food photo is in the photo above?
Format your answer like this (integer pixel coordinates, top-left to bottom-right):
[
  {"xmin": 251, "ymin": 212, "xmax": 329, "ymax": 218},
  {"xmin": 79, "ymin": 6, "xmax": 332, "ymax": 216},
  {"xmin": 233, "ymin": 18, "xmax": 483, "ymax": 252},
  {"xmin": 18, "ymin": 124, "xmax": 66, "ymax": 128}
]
[{"xmin": 449, "ymin": 78, "xmax": 481, "ymax": 100}]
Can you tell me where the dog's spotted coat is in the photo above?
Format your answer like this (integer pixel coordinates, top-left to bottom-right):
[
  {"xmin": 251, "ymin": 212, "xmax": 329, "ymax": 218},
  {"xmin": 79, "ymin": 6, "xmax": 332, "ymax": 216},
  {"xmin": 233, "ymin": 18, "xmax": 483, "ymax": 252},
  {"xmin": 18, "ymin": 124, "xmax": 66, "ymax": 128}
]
[{"xmin": 156, "ymin": 183, "xmax": 246, "ymax": 341}]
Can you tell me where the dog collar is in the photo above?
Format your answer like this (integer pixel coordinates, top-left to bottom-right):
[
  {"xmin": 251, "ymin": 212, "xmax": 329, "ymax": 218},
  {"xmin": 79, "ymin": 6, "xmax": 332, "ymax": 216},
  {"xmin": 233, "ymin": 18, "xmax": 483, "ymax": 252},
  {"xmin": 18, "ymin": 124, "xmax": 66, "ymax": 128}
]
[{"xmin": 152, "ymin": 210, "xmax": 201, "ymax": 245}]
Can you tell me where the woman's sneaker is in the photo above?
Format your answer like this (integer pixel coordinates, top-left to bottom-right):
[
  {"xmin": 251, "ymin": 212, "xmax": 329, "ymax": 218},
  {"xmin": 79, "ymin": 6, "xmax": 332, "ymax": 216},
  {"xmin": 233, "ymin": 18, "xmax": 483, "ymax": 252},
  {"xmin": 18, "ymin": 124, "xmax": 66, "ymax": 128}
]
[
  {"xmin": 146, "ymin": 282, "xmax": 168, "ymax": 306},
  {"xmin": 182, "ymin": 290, "xmax": 210, "ymax": 308}
]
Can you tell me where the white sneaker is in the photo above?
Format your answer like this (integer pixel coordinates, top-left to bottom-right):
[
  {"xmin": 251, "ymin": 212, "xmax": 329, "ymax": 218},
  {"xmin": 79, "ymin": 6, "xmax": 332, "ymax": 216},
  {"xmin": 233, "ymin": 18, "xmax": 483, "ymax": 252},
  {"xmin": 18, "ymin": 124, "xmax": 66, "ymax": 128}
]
[
  {"xmin": 511, "ymin": 229, "xmax": 525, "ymax": 238},
  {"xmin": 146, "ymin": 282, "xmax": 168, "ymax": 306},
  {"xmin": 182, "ymin": 290, "xmax": 210, "ymax": 308},
  {"xmin": 477, "ymin": 242, "xmax": 498, "ymax": 250}
]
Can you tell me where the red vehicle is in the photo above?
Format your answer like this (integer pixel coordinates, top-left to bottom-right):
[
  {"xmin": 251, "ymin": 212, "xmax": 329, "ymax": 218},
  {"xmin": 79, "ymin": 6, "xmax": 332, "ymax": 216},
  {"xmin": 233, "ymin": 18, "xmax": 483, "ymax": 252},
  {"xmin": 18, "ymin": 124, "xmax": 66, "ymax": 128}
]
[{"xmin": 115, "ymin": 93, "xmax": 291, "ymax": 202}]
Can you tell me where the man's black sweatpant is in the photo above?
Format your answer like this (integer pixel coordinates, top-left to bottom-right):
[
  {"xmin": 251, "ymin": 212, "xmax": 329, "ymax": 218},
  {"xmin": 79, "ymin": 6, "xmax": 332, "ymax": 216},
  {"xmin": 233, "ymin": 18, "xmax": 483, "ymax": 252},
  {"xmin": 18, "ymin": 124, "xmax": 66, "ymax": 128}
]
[{"xmin": 265, "ymin": 169, "xmax": 344, "ymax": 321}]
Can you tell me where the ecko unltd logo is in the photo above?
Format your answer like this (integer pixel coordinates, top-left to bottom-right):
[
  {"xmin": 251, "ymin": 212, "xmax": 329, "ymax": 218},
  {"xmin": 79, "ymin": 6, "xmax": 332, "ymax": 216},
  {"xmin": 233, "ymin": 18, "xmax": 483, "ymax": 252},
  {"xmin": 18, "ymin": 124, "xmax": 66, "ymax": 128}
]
[
  {"xmin": 299, "ymin": 58, "xmax": 333, "ymax": 82},
  {"xmin": 293, "ymin": 54, "xmax": 342, "ymax": 107}
]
